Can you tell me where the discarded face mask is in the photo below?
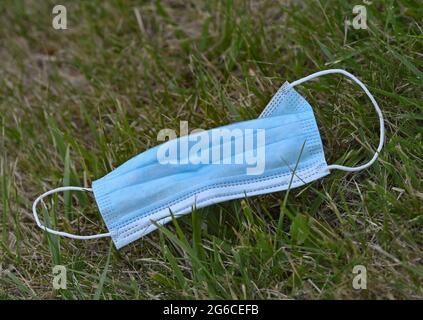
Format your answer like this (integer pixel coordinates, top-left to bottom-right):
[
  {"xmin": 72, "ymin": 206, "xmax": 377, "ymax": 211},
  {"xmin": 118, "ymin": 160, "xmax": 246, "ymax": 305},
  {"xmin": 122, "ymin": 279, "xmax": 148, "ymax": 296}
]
[{"xmin": 32, "ymin": 69, "xmax": 385, "ymax": 249}]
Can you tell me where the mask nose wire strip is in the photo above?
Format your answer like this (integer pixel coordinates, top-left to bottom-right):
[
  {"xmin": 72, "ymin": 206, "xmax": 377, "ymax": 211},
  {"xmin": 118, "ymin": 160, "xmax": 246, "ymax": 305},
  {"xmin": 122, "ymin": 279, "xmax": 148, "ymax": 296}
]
[
  {"xmin": 287, "ymin": 68, "xmax": 385, "ymax": 172},
  {"xmin": 32, "ymin": 186, "xmax": 112, "ymax": 239}
]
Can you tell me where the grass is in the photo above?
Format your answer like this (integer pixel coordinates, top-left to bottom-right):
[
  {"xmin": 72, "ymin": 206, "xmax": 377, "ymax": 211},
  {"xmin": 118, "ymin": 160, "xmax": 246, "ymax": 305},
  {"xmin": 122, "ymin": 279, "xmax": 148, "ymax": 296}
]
[{"xmin": 0, "ymin": 0, "xmax": 422, "ymax": 299}]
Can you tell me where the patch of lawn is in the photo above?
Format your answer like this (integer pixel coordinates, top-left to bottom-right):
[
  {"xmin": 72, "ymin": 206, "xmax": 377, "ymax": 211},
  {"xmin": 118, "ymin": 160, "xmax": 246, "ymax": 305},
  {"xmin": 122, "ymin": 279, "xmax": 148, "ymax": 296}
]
[{"xmin": 0, "ymin": 0, "xmax": 422, "ymax": 299}]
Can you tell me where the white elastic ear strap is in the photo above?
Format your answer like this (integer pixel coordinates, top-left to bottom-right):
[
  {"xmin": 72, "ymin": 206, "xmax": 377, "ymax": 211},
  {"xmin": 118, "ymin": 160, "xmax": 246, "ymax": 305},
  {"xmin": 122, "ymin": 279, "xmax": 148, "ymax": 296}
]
[
  {"xmin": 32, "ymin": 186, "xmax": 111, "ymax": 239},
  {"xmin": 288, "ymin": 69, "xmax": 385, "ymax": 172}
]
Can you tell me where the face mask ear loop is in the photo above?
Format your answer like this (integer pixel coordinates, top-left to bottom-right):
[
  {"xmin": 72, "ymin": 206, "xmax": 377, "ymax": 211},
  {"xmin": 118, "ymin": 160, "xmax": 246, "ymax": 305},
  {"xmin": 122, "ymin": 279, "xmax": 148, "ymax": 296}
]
[
  {"xmin": 287, "ymin": 69, "xmax": 385, "ymax": 172},
  {"xmin": 32, "ymin": 186, "xmax": 112, "ymax": 240}
]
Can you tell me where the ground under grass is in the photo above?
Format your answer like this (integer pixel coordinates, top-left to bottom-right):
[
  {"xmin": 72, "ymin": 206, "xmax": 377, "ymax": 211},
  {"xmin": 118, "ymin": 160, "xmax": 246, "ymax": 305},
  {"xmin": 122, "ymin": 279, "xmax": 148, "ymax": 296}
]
[{"xmin": 0, "ymin": 0, "xmax": 422, "ymax": 299}]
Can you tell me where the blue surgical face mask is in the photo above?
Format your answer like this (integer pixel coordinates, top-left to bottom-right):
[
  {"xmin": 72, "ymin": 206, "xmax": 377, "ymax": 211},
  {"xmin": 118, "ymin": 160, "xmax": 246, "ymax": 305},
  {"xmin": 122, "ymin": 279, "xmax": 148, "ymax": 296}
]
[{"xmin": 32, "ymin": 69, "xmax": 385, "ymax": 249}]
